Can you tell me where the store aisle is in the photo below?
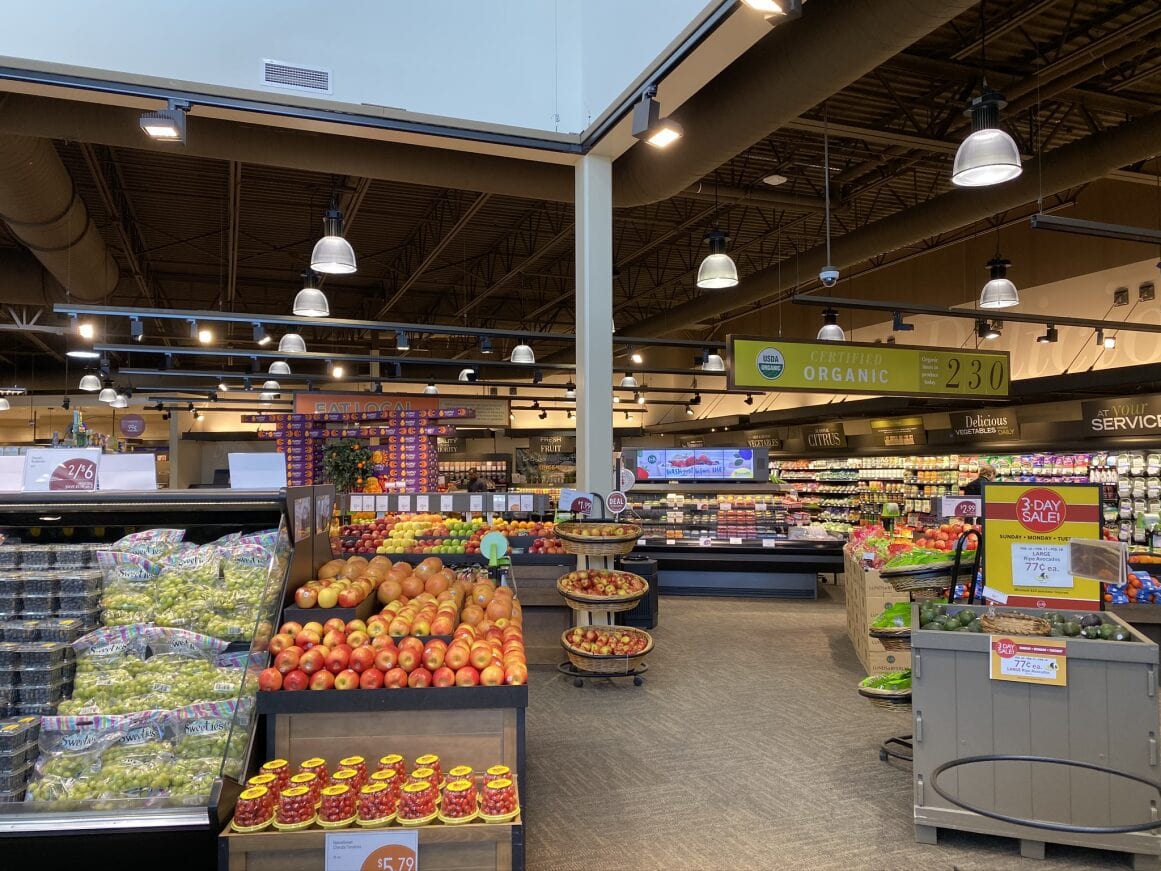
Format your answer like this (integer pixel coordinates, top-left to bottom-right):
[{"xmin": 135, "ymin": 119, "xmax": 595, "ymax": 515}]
[{"xmin": 525, "ymin": 589, "xmax": 1127, "ymax": 871}]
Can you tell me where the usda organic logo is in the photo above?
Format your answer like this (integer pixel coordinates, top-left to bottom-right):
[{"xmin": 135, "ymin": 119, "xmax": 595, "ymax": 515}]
[{"xmin": 757, "ymin": 347, "xmax": 785, "ymax": 381}]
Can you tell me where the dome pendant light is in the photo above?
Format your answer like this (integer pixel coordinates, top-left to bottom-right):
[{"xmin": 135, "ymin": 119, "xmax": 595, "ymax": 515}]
[
  {"xmin": 310, "ymin": 207, "xmax": 357, "ymax": 275},
  {"xmin": 952, "ymin": 2, "xmax": 1021, "ymax": 188},
  {"xmin": 293, "ymin": 270, "xmax": 330, "ymax": 317},
  {"xmin": 978, "ymin": 256, "xmax": 1019, "ymax": 309},
  {"xmin": 696, "ymin": 229, "xmax": 738, "ymax": 289},
  {"xmin": 817, "ymin": 308, "xmax": 845, "ymax": 342},
  {"xmin": 79, "ymin": 374, "xmax": 101, "ymax": 392},
  {"xmin": 278, "ymin": 333, "xmax": 307, "ymax": 354}
]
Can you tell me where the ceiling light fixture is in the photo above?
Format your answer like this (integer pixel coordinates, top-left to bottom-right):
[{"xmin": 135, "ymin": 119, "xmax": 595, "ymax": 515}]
[
  {"xmin": 976, "ymin": 319, "xmax": 1001, "ymax": 340},
  {"xmin": 619, "ymin": 374, "xmax": 638, "ymax": 390},
  {"xmin": 696, "ymin": 229, "xmax": 739, "ymax": 290},
  {"xmin": 293, "ymin": 270, "xmax": 330, "ymax": 317},
  {"xmin": 979, "ymin": 256, "xmax": 1019, "ymax": 309},
  {"xmin": 701, "ymin": 352, "xmax": 726, "ymax": 372},
  {"xmin": 269, "ymin": 360, "xmax": 291, "ymax": 376},
  {"xmin": 952, "ymin": 3, "xmax": 1021, "ymax": 187},
  {"xmin": 253, "ymin": 324, "xmax": 271, "ymax": 345},
  {"xmin": 138, "ymin": 100, "xmax": 189, "ymax": 142},
  {"xmin": 424, "ymin": 383, "xmax": 438, "ymax": 395},
  {"xmin": 891, "ymin": 311, "xmax": 914, "ymax": 332},
  {"xmin": 278, "ymin": 333, "xmax": 307, "ymax": 354},
  {"xmin": 311, "ymin": 207, "xmax": 357, "ymax": 275},
  {"xmin": 631, "ymin": 86, "xmax": 682, "ymax": 148},
  {"xmin": 78, "ymin": 374, "xmax": 101, "ymax": 392},
  {"xmin": 510, "ymin": 342, "xmax": 535, "ymax": 364},
  {"xmin": 817, "ymin": 308, "xmax": 845, "ymax": 342},
  {"xmin": 1037, "ymin": 324, "xmax": 1058, "ymax": 344}
]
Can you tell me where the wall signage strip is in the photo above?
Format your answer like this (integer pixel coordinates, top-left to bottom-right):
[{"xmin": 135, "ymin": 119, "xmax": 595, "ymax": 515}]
[{"xmin": 728, "ymin": 336, "xmax": 1010, "ymax": 398}]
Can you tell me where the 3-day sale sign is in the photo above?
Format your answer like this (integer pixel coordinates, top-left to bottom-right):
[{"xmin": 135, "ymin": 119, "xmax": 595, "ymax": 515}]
[{"xmin": 982, "ymin": 483, "xmax": 1101, "ymax": 610}]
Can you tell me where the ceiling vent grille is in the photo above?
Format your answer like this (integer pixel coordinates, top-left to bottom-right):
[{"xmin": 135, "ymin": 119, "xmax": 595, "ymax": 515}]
[{"xmin": 262, "ymin": 60, "xmax": 331, "ymax": 94}]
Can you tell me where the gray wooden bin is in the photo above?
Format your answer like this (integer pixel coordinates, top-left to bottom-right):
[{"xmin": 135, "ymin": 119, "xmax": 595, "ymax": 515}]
[{"xmin": 911, "ymin": 604, "xmax": 1161, "ymax": 868}]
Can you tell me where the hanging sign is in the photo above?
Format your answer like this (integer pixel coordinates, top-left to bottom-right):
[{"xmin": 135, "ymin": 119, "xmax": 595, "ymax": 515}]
[
  {"xmin": 948, "ymin": 409, "xmax": 1019, "ymax": 441},
  {"xmin": 989, "ymin": 636, "xmax": 1068, "ymax": 687},
  {"xmin": 869, "ymin": 416, "xmax": 927, "ymax": 447},
  {"xmin": 728, "ymin": 336, "xmax": 1010, "ymax": 398},
  {"xmin": 324, "ymin": 830, "xmax": 418, "ymax": 871},
  {"xmin": 982, "ymin": 483, "xmax": 1102, "ymax": 610},
  {"xmin": 23, "ymin": 448, "xmax": 101, "ymax": 492},
  {"xmin": 802, "ymin": 423, "xmax": 846, "ymax": 449}
]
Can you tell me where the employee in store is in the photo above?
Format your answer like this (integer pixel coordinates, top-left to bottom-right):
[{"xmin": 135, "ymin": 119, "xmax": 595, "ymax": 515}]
[
  {"xmin": 464, "ymin": 468, "xmax": 490, "ymax": 492},
  {"xmin": 963, "ymin": 464, "xmax": 996, "ymax": 495}
]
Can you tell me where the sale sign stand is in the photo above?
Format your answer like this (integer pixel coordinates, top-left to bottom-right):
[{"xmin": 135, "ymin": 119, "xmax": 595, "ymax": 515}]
[{"xmin": 981, "ymin": 482, "xmax": 1102, "ymax": 611}]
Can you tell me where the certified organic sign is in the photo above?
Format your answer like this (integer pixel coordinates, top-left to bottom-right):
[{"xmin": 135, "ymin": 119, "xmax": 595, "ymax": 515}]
[
  {"xmin": 982, "ymin": 483, "xmax": 1101, "ymax": 610},
  {"xmin": 989, "ymin": 636, "xmax": 1067, "ymax": 687},
  {"xmin": 728, "ymin": 335, "xmax": 1010, "ymax": 398}
]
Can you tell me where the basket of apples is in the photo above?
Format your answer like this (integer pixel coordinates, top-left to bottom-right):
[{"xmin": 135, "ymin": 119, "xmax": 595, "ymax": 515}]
[
  {"xmin": 561, "ymin": 625, "xmax": 652, "ymax": 673},
  {"xmin": 553, "ymin": 522, "xmax": 642, "ymax": 556},
  {"xmin": 556, "ymin": 569, "xmax": 648, "ymax": 612}
]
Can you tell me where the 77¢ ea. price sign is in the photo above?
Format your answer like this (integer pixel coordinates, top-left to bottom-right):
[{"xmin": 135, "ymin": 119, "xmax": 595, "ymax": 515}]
[{"xmin": 326, "ymin": 831, "xmax": 418, "ymax": 871}]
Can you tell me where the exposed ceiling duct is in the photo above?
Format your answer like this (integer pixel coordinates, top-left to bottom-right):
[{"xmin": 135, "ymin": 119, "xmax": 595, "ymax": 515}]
[
  {"xmin": 623, "ymin": 109, "xmax": 1161, "ymax": 338},
  {"xmin": 0, "ymin": 134, "xmax": 119, "ymax": 301}
]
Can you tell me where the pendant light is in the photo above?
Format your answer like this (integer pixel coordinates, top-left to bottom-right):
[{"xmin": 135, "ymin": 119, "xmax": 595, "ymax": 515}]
[
  {"xmin": 817, "ymin": 308, "xmax": 845, "ymax": 342},
  {"xmin": 697, "ymin": 229, "xmax": 738, "ymax": 289},
  {"xmin": 98, "ymin": 386, "xmax": 117, "ymax": 403},
  {"xmin": 951, "ymin": 2, "xmax": 1021, "ymax": 187},
  {"xmin": 510, "ymin": 342, "xmax": 535, "ymax": 364},
  {"xmin": 293, "ymin": 270, "xmax": 330, "ymax": 317},
  {"xmin": 310, "ymin": 206, "xmax": 357, "ymax": 275},
  {"xmin": 79, "ymin": 374, "xmax": 101, "ymax": 392},
  {"xmin": 269, "ymin": 361, "xmax": 291, "ymax": 376},
  {"xmin": 278, "ymin": 333, "xmax": 307, "ymax": 354},
  {"xmin": 978, "ymin": 256, "xmax": 1019, "ymax": 309}
]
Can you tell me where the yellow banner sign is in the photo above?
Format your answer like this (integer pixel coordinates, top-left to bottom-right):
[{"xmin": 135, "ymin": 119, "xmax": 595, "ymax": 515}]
[
  {"xmin": 989, "ymin": 636, "xmax": 1067, "ymax": 686},
  {"xmin": 727, "ymin": 336, "xmax": 1010, "ymax": 398}
]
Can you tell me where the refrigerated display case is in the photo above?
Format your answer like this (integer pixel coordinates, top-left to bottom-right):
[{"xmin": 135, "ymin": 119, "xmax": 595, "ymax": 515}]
[{"xmin": 0, "ymin": 490, "xmax": 291, "ymax": 867}]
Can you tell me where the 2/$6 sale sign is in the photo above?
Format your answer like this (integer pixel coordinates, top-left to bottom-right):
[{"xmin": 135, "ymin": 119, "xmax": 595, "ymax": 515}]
[
  {"xmin": 982, "ymin": 483, "xmax": 1102, "ymax": 611},
  {"xmin": 728, "ymin": 336, "xmax": 1010, "ymax": 398}
]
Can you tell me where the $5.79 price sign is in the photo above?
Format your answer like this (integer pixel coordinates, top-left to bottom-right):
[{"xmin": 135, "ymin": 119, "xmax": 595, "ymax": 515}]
[
  {"xmin": 325, "ymin": 831, "xmax": 418, "ymax": 871},
  {"xmin": 989, "ymin": 636, "xmax": 1067, "ymax": 687}
]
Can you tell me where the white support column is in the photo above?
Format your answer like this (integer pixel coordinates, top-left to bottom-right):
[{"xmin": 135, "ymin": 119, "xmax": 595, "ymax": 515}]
[{"xmin": 574, "ymin": 154, "xmax": 614, "ymax": 498}]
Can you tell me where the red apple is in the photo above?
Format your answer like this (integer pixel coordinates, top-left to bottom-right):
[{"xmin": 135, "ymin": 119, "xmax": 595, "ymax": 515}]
[
  {"xmin": 480, "ymin": 664, "xmax": 505, "ymax": 686},
  {"xmin": 309, "ymin": 670, "xmax": 335, "ymax": 690},
  {"xmin": 280, "ymin": 621, "xmax": 303, "ymax": 638},
  {"xmin": 325, "ymin": 647, "xmax": 350, "ymax": 674},
  {"xmin": 359, "ymin": 667, "xmax": 385, "ymax": 689},
  {"xmin": 334, "ymin": 669, "xmax": 360, "ymax": 690},
  {"xmin": 383, "ymin": 667, "xmax": 408, "ymax": 688},
  {"xmin": 374, "ymin": 647, "xmax": 398, "ymax": 672},
  {"xmin": 454, "ymin": 666, "xmax": 480, "ymax": 686},
  {"xmin": 274, "ymin": 648, "xmax": 302, "ymax": 675},
  {"xmin": 257, "ymin": 667, "xmax": 283, "ymax": 691},
  {"xmin": 282, "ymin": 668, "xmax": 309, "ymax": 691},
  {"xmin": 294, "ymin": 586, "xmax": 318, "ymax": 609},
  {"xmin": 298, "ymin": 648, "xmax": 326, "ymax": 676},
  {"xmin": 349, "ymin": 646, "xmax": 377, "ymax": 674},
  {"xmin": 432, "ymin": 666, "xmax": 456, "ymax": 687},
  {"xmin": 267, "ymin": 633, "xmax": 294, "ymax": 655},
  {"xmin": 408, "ymin": 667, "xmax": 433, "ymax": 688}
]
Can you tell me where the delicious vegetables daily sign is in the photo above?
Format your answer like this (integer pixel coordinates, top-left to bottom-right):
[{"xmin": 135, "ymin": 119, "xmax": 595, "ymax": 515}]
[
  {"xmin": 727, "ymin": 336, "xmax": 1010, "ymax": 398},
  {"xmin": 982, "ymin": 483, "xmax": 1102, "ymax": 610}
]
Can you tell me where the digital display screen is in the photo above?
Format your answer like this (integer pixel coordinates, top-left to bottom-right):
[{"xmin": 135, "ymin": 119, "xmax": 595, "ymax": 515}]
[{"xmin": 632, "ymin": 449, "xmax": 756, "ymax": 481}]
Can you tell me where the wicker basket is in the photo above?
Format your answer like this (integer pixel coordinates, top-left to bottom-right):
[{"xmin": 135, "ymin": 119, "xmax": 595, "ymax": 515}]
[
  {"xmin": 556, "ymin": 574, "xmax": 648, "ymax": 613},
  {"xmin": 979, "ymin": 613, "xmax": 1052, "ymax": 636},
  {"xmin": 553, "ymin": 522, "xmax": 642, "ymax": 557},
  {"xmin": 868, "ymin": 626, "xmax": 912, "ymax": 651},
  {"xmin": 560, "ymin": 626, "xmax": 652, "ymax": 674}
]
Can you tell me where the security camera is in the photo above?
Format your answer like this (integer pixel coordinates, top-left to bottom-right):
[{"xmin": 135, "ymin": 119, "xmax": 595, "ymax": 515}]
[{"xmin": 819, "ymin": 265, "xmax": 840, "ymax": 287}]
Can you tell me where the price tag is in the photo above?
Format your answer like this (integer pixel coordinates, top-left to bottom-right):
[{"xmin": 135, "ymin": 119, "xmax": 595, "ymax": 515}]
[
  {"xmin": 492, "ymin": 494, "xmax": 507, "ymax": 512},
  {"xmin": 729, "ymin": 537, "xmax": 743, "ymax": 545},
  {"xmin": 989, "ymin": 636, "xmax": 1067, "ymax": 686},
  {"xmin": 469, "ymin": 494, "xmax": 484, "ymax": 513},
  {"xmin": 398, "ymin": 495, "xmax": 411, "ymax": 512},
  {"xmin": 761, "ymin": 539, "xmax": 777, "ymax": 548},
  {"xmin": 23, "ymin": 448, "xmax": 101, "ymax": 492},
  {"xmin": 439, "ymin": 495, "xmax": 454, "ymax": 512},
  {"xmin": 415, "ymin": 495, "xmax": 429, "ymax": 512},
  {"xmin": 324, "ymin": 830, "xmax": 419, "ymax": 871}
]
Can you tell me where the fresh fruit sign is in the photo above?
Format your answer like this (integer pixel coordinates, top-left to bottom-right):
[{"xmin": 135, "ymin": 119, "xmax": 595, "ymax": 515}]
[
  {"xmin": 989, "ymin": 636, "xmax": 1067, "ymax": 687},
  {"xmin": 982, "ymin": 483, "xmax": 1102, "ymax": 610},
  {"xmin": 728, "ymin": 335, "xmax": 1010, "ymax": 397}
]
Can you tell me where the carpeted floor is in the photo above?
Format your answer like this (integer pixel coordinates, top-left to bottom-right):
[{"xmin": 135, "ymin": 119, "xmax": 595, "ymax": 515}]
[{"xmin": 524, "ymin": 586, "xmax": 1141, "ymax": 870}]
